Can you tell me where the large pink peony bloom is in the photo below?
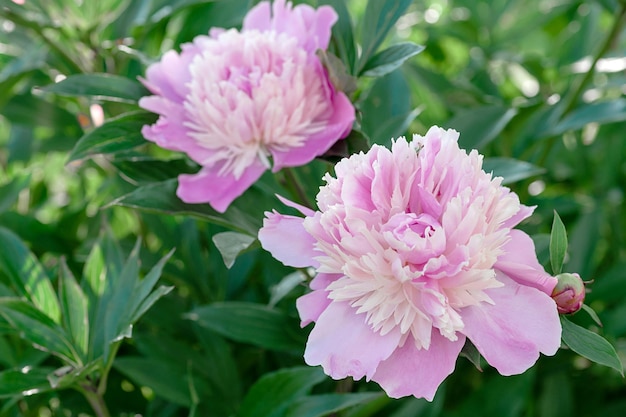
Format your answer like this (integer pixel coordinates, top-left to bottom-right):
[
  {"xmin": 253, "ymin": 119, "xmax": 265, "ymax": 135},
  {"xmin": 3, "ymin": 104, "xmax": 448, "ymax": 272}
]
[
  {"xmin": 259, "ymin": 127, "xmax": 561, "ymax": 400},
  {"xmin": 139, "ymin": 0, "xmax": 354, "ymax": 212}
]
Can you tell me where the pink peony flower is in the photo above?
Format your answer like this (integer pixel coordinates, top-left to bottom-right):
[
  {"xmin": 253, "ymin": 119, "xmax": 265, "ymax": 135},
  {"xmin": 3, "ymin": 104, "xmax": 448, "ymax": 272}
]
[
  {"xmin": 139, "ymin": 0, "xmax": 355, "ymax": 212},
  {"xmin": 259, "ymin": 127, "xmax": 562, "ymax": 400}
]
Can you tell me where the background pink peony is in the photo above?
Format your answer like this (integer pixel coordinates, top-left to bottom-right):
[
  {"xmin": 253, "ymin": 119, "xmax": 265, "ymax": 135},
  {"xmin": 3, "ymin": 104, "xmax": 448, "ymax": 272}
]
[
  {"xmin": 259, "ymin": 126, "xmax": 562, "ymax": 400},
  {"xmin": 139, "ymin": 0, "xmax": 355, "ymax": 212}
]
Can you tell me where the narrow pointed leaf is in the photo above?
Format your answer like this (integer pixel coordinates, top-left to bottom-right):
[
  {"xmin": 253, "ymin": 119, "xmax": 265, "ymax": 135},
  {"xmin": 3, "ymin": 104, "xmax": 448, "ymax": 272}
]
[
  {"xmin": 561, "ymin": 317, "xmax": 623, "ymax": 375},
  {"xmin": 0, "ymin": 367, "xmax": 54, "ymax": 398},
  {"xmin": 0, "ymin": 298, "xmax": 76, "ymax": 364},
  {"xmin": 58, "ymin": 260, "xmax": 89, "ymax": 360},
  {"xmin": 39, "ymin": 73, "xmax": 149, "ymax": 103},
  {"xmin": 361, "ymin": 42, "xmax": 424, "ymax": 77},
  {"xmin": 68, "ymin": 111, "xmax": 156, "ymax": 162},
  {"xmin": 550, "ymin": 211, "xmax": 568, "ymax": 275},
  {"xmin": 0, "ymin": 227, "xmax": 61, "ymax": 323}
]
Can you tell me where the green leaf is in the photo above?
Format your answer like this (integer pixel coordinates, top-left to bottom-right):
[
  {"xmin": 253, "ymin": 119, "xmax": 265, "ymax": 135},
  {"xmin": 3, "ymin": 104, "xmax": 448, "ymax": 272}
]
[
  {"xmin": 238, "ymin": 367, "xmax": 326, "ymax": 417},
  {"xmin": 360, "ymin": 42, "xmax": 425, "ymax": 77},
  {"xmin": 186, "ymin": 302, "xmax": 306, "ymax": 352},
  {"xmin": 581, "ymin": 304, "xmax": 603, "ymax": 328},
  {"xmin": 212, "ymin": 231, "xmax": 256, "ymax": 269},
  {"xmin": 127, "ymin": 249, "xmax": 174, "ymax": 323},
  {"xmin": 112, "ymin": 157, "xmax": 196, "ymax": 185},
  {"xmin": 483, "ymin": 158, "xmax": 545, "ymax": 185},
  {"xmin": 560, "ymin": 317, "xmax": 623, "ymax": 375},
  {"xmin": 318, "ymin": 0, "xmax": 357, "ymax": 74},
  {"xmin": 460, "ymin": 340, "xmax": 482, "ymax": 371},
  {"xmin": 0, "ymin": 227, "xmax": 61, "ymax": 323},
  {"xmin": 58, "ymin": 260, "xmax": 89, "ymax": 361},
  {"xmin": 38, "ymin": 73, "xmax": 149, "ymax": 103},
  {"xmin": 358, "ymin": 0, "xmax": 412, "ymax": 72},
  {"xmin": 67, "ymin": 111, "xmax": 157, "ymax": 162},
  {"xmin": 285, "ymin": 393, "xmax": 383, "ymax": 417},
  {"xmin": 269, "ymin": 271, "xmax": 307, "ymax": 308},
  {"xmin": 446, "ymin": 105, "xmax": 518, "ymax": 150},
  {"xmin": 550, "ymin": 211, "xmax": 568, "ymax": 275},
  {"xmin": 0, "ymin": 367, "xmax": 54, "ymax": 398},
  {"xmin": 550, "ymin": 99, "xmax": 626, "ymax": 135},
  {"xmin": 0, "ymin": 298, "xmax": 76, "ymax": 365},
  {"xmin": 109, "ymin": 179, "xmax": 260, "ymax": 235}
]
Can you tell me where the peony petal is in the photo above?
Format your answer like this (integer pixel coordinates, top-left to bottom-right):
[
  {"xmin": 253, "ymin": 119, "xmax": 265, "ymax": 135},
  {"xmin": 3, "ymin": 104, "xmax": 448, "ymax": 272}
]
[
  {"xmin": 176, "ymin": 160, "xmax": 266, "ymax": 213},
  {"xmin": 276, "ymin": 194, "xmax": 315, "ymax": 217},
  {"xmin": 259, "ymin": 212, "xmax": 319, "ymax": 268},
  {"xmin": 495, "ymin": 229, "xmax": 557, "ymax": 295},
  {"xmin": 461, "ymin": 272, "xmax": 561, "ymax": 376},
  {"xmin": 372, "ymin": 331, "xmax": 465, "ymax": 401},
  {"xmin": 242, "ymin": 0, "xmax": 271, "ymax": 31},
  {"xmin": 297, "ymin": 290, "xmax": 331, "ymax": 326},
  {"xmin": 270, "ymin": 91, "xmax": 355, "ymax": 171},
  {"xmin": 304, "ymin": 301, "xmax": 402, "ymax": 381}
]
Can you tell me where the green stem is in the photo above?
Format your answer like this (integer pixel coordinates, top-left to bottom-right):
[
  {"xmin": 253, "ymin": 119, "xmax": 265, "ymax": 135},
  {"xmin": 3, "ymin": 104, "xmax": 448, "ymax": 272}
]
[
  {"xmin": 79, "ymin": 383, "xmax": 111, "ymax": 417},
  {"xmin": 0, "ymin": 8, "xmax": 84, "ymax": 74},
  {"xmin": 283, "ymin": 168, "xmax": 313, "ymax": 209},
  {"xmin": 537, "ymin": 3, "xmax": 626, "ymax": 166},
  {"xmin": 560, "ymin": 3, "xmax": 626, "ymax": 116},
  {"xmin": 97, "ymin": 340, "xmax": 123, "ymax": 395}
]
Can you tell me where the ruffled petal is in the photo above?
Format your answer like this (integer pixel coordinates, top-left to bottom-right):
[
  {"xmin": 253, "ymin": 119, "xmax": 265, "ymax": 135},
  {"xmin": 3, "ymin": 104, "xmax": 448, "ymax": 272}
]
[
  {"xmin": 243, "ymin": 0, "xmax": 337, "ymax": 52},
  {"xmin": 495, "ymin": 229, "xmax": 557, "ymax": 295},
  {"xmin": 372, "ymin": 331, "xmax": 465, "ymax": 401},
  {"xmin": 176, "ymin": 160, "xmax": 266, "ymax": 212},
  {"xmin": 296, "ymin": 290, "xmax": 331, "ymax": 327},
  {"xmin": 461, "ymin": 272, "xmax": 561, "ymax": 376},
  {"xmin": 270, "ymin": 91, "xmax": 354, "ymax": 171},
  {"xmin": 304, "ymin": 301, "xmax": 402, "ymax": 381},
  {"xmin": 259, "ymin": 211, "xmax": 319, "ymax": 268}
]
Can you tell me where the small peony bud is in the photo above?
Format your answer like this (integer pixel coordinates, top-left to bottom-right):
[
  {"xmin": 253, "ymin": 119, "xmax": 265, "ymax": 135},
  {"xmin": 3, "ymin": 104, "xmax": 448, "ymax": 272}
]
[{"xmin": 551, "ymin": 273, "xmax": 586, "ymax": 314}]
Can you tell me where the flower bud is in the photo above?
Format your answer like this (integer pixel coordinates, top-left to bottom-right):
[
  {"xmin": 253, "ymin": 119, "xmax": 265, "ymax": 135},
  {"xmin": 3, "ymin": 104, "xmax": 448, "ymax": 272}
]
[{"xmin": 551, "ymin": 273, "xmax": 586, "ymax": 314}]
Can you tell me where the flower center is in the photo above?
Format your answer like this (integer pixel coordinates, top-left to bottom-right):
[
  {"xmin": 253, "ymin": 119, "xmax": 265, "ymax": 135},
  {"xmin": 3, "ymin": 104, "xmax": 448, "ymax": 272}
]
[{"xmin": 182, "ymin": 29, "xmax": 330, "ymax": 179}]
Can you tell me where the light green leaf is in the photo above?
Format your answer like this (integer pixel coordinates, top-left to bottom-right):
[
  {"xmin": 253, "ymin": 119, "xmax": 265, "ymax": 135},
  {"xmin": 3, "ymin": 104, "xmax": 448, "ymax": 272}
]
[
  {"xmin": 212, "ymin": 231, "xmax": 256, "ymax": 269},
  {"xmin": 0, "ymin": 227, "xmax": 61, "ymax": 323},
  {"xmin": 67, "ymin": 111, "xmax": 157, "ymax": 162},
  {"xmin": 238, "ymin": 367, "xmax": 326, "ymax": 417},
  {"xmin": 483, "ymin": 158, "xmax": 545, "ymax": 185},
  {"xmin": 186, "ymin": 302, "xmax": 306, "ymax": 352},
  {"xmin": 285, "ymin": 393, "xmax": 383, "ymax": 417},
  {"xmin": 560, "ymin": 317, "xmax": 623, "ymax": 375},
  {"xmin": 58, "ymin": 260, "xmax": 89, "ymax": 361},
  {"xmin": 39, "ymin": 73, "xmax": 149, "ymax": 103},
  {"xmin": 269, "ymin": 271, "xmax": 307, "ymax": 308},
  {"xmin": 361, "ymin": 42, "xmax": 424, "ymax": 77},
  {"xmin": 550, "ymin": 211, "xmax": 568, "ymax": 275}
]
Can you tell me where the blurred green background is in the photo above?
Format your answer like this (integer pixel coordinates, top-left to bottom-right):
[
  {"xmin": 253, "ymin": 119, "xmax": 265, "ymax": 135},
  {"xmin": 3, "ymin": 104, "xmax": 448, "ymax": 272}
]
[{"xmin": 0, "ymin": 0, "xmax": 625, "ymax": 416}]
